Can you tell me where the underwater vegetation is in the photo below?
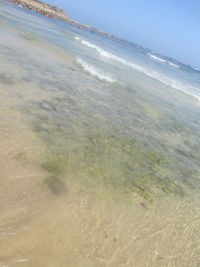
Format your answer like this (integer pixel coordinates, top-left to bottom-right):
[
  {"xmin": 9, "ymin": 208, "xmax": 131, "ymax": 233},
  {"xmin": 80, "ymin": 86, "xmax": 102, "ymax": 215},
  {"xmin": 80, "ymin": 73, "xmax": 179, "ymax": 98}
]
[
  {"xmin": 15, "ymin": 60, "xmax": 200, "ymax": 202},
  {"xmin": 21, "ymin": 31, "xmax": 40, "ymax": 42},
  {"xmin": 42, "ymin": 159, "xmax": 67, "ymax": 176},
  {"xmin": 40, "ymin": 122, "xmax": 185, "ymax": 201},
  {"xmin": 15, "ymin": 152, "xmax": 26, "ymax": 161}
]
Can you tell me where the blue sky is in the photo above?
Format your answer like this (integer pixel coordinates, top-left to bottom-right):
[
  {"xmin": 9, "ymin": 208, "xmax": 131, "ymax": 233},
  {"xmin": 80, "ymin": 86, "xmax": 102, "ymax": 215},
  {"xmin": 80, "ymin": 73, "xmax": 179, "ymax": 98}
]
[{"xmin": 47, "ymin": 0, "xmax": 200, "ymax": 67}]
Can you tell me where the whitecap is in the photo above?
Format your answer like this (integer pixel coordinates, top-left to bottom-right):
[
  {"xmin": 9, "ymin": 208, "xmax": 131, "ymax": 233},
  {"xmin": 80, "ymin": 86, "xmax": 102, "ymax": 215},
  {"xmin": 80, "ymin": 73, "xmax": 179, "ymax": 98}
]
[
  {"xmin": 147, "ymin": 53, "xmax": 179, "ymax": 67},
  {"xmin": 147, "ymin": 53, "xmax": 166, "ymax": 63},
  {"xmin": 192, "ymin": 67, "xmax": 200, "ymax": 72},
  {"xmin": 76, "ymin": 57, "xmax": 116, "ymax": 83}
]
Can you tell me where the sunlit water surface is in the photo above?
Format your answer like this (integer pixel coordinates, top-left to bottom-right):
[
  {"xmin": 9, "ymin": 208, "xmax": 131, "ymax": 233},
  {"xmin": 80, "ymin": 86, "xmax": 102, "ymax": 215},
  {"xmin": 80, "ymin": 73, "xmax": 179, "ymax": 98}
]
[{"xmin": 1, "ymin": 3, "xmax": 200, "ymax": 267}]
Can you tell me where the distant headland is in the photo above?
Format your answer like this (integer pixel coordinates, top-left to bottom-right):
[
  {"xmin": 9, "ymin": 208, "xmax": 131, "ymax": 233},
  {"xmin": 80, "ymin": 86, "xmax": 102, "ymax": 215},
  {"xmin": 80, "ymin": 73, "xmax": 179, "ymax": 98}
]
[
  {"xmin": 5, "ymin": 0, "xmax": 122, "ymax": 41},
  {"xmin": 8, "ymin": 0, "xmax": 68, "ymax": 19}
]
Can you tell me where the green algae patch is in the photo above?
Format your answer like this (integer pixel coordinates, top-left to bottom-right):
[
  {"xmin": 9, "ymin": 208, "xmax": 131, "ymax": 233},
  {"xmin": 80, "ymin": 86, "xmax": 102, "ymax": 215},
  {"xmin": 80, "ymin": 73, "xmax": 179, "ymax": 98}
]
[
  {"xmin": 42, "ymin": 159, "xmax": 67, "ymax": 176},
  {"xmin": 15, "ymin": 152, "xmax": 26, "ymax": 161},
  {"xmin": 32, "ymin": 95, "xmax": 189, "ymax": 202},
  {"xmin": 44, "ymin": 176, "xmax": 67, "ymax": 195},
  {"xmin": 21, "ymin": 32, "xmax": 40, "ymax": 42},
  {"xmin": 39, "ymin": 125, "xmax": 185, "ymax": 201}
]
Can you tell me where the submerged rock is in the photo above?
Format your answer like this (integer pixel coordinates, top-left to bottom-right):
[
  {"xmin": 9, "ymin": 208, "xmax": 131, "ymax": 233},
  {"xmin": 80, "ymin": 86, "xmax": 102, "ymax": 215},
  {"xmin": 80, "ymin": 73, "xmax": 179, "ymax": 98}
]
[{"xmin": 44, "ymin": 176, "xmax": 67, "ymax": 195}]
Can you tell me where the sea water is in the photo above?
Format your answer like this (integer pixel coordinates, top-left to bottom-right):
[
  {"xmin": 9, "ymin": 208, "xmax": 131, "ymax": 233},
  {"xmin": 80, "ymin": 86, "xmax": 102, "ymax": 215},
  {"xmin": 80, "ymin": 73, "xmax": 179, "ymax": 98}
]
[{"xmin": 1, "ymin": 3, "xmax": 200, "ymax": 267}]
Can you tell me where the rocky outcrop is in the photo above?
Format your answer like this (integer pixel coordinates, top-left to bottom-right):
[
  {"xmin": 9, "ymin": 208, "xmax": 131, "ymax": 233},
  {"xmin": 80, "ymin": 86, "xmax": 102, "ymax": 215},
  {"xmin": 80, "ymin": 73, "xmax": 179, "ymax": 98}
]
[
  {"xmin": 9, "ymin": 0, "xmax": 119, "ymax": 40},
  {"xmin": 11, "ymin": 0, "xmax": 68, "ymax": 19}
]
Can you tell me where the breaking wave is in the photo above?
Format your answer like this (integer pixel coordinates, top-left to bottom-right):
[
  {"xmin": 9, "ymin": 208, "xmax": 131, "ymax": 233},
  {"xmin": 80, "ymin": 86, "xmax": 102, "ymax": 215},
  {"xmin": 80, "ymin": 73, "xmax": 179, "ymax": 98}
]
[
  {"xmin": 76, "ymin": 57, "xmax": 116, "ymax": 83},
  {"xmin": 75, "ymin": 37, "xmax": 200, "ymax": 101},
  {"xmin": 192, "ymin": 67, "xmax": 200, "ymax": 72},
  {"xmin": 147, "ymin": 53, "xmax": 179, "ymax": 68}
]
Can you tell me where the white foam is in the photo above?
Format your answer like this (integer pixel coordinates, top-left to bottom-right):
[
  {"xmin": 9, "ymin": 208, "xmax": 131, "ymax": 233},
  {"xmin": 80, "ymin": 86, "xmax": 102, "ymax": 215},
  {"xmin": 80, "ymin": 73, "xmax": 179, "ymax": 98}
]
[
  {"xmin": 147, "ymin": 53, "xmax": 179, "ymax": 67},
  {"xmin": 75, "ymin": 36, "xmax": 81, "ymax": 41},
  {"xmin": 75, "ymin": 37, "xmax": 200, "ymax": 101},
  {"xmin": 192, "ymin": 67, "xmax": 200, "ymax": 71},
  {"xmin": 168, "ymin": 62, "xmax": 179, "ymax": 68},
  {"xmin": 147, "ymin": 53, "xmax": 166, "ymax": 63},
  {"xmin": 75, "ymin": 36, "xmax": 106, "ymax": 57},
  {"xmin": 76, "ymin": 57, "xmax": 116, "ymax": 83}
]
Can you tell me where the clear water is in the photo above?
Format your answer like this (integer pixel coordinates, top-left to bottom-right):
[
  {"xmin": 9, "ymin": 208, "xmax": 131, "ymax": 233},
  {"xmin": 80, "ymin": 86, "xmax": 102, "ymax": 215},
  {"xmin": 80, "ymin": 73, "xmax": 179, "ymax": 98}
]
[{"xmin": 1, "ymin": 3, "xmax": 200, "ymax": 267}]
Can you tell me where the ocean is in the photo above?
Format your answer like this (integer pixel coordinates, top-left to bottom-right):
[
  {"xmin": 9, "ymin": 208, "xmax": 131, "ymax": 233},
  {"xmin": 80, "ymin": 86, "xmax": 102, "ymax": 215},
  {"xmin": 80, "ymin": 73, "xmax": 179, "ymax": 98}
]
[{"xmin": 1, "ymin": 3, "xmax": 200, "ymax": 267}]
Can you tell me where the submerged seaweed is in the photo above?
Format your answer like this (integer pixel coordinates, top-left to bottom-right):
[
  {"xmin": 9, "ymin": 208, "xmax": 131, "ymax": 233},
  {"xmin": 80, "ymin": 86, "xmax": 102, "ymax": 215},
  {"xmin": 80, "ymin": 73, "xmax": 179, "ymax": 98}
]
[
  {"xmin": 21, "ymin": 32, "xmax": 40, "ymax": 42},
  {"xmin": 15, "ymin": 152, "xmax": 26, "ymax": 161},
  {"xmin": 42, "ymin": 159, "xmax": 67, "ymax": 176},
  {"xmin": 39, "ymin": 124, "xmax": 185, "ymax": 200}
]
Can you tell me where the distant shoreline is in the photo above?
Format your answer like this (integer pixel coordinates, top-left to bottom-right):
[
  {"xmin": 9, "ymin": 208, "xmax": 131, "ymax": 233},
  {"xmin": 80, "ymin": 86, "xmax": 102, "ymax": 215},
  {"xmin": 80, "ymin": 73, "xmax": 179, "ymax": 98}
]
[
  {"xmin": 6, "ymin": 0, "xmax": 67, "ymax": 19},
  {"xmin": 4, "ymin": 0, "xmax": 124, "ymax": 41}
]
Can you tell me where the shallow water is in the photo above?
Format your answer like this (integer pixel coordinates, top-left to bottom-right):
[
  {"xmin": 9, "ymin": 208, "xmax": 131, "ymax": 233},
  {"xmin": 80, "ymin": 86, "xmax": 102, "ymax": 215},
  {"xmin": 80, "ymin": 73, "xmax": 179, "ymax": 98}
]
[{"xmin": 1, "ymin": 3, "xmax": 200, "ymax": 267}]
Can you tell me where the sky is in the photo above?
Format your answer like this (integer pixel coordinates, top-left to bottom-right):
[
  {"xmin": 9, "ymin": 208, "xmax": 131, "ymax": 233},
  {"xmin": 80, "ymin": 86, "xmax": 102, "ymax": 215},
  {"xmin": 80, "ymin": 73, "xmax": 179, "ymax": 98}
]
[{"xmin": 46, "ymin": 0, "xmax": 200, "ymax": 68}]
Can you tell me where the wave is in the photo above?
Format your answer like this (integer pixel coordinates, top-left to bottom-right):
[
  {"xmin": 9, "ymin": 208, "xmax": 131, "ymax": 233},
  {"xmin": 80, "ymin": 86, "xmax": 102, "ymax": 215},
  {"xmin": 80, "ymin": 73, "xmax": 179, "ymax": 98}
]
[
  {"xmin": 75, "ymin": 36, "xmax": 179, "ymax": 74},
  {"xmin": 192, "ymin": 67, "xmax": 200, "ymax": 72},
  {"xmin": 75, "ymin": 36, "xmax": 159, "ymax": 73},
  {"xmin": 147, "ymin": 53, "xmax": 179, "ymax": 68},
  {"xmin": 75, "ymin": 37, "xmax": 200, "ymax": 101},
  {"xmin": 168, "ymin": 62, "xmax": 179, "ymax": 68},
  {"xmin": 75, "ymin": 36, "xmax": 109, "ymax": 58},
  {"xmin": 76, "ymin": 57, "xmax": 116, "ymax": 83},
  {"xmin": 147, "ymin": 54, "xmax": 166, "ymax": 63}
]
